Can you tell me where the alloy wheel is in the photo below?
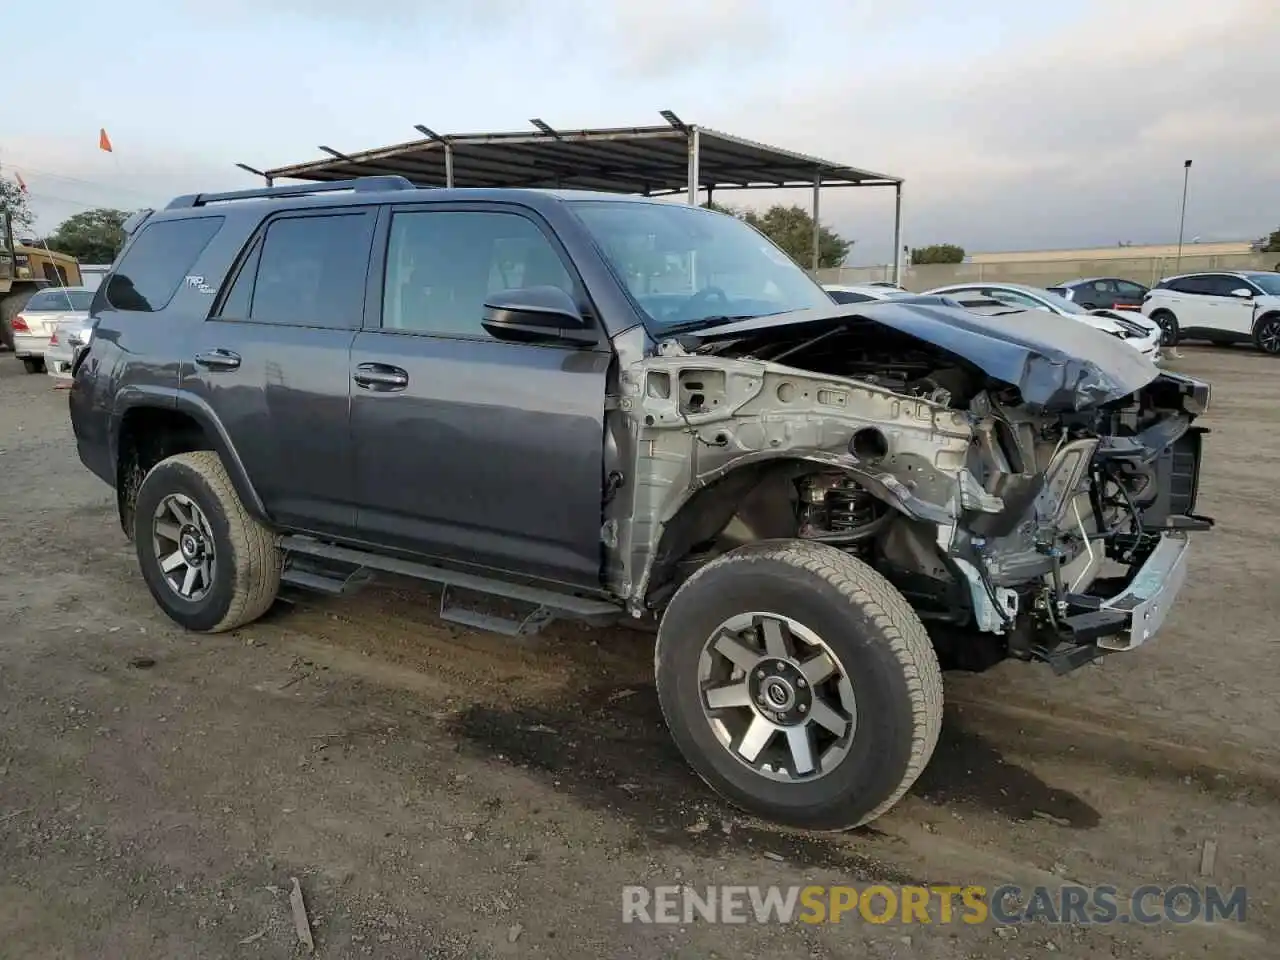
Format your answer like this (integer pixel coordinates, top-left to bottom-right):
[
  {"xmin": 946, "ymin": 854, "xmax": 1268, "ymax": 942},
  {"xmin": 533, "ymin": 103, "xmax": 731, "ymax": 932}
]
[
  {"xmin": 697, "ymin": 612, "xmax": 857, "ymax": 782},
  {"xmin": 152, "ymin": 493, "xmax": 216, "ymax": 601},
  {"xmin": 1259, "ymin": 319, "xmax": 1280, "ymax": 355}
]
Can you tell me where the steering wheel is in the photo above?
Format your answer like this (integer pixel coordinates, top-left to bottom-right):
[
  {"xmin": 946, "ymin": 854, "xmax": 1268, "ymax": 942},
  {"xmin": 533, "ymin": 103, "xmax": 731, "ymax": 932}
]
[{"xmin": 676, "ymin": 286, "xmax": 729, "ymax": 321}]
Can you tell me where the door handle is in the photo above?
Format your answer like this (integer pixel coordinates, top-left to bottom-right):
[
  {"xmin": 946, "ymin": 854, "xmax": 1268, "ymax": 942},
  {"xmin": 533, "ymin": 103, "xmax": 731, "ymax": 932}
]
[
  {"xmin": 194, "ymin": 349, "xmax": 241, "ymax": 370},
  {"xmin": 353, "ymin": 363, "xmax": 409, "ymax": 390}
]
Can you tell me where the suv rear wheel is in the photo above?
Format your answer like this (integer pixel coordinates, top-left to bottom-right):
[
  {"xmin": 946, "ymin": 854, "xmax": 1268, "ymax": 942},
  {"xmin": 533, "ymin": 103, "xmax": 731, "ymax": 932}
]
[
  {"xmin": 133, "ymin": 451, "xmax": 282, "ymax": 632},
  {"xmin": 654, "ymin": 540, "xmax": 943, "ymax": 830}
]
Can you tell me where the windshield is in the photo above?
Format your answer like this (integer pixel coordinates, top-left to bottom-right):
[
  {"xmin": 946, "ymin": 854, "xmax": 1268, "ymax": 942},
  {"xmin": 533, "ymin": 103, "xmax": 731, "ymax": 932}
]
[
  {"xmin": 25, "ymin": 289, "xmax": 93, "ymax": 312},
  {"xmin": 569, "ymin": 200, "xmax": 833, "ymax": 331},
  {"xmin": 1244, "ymin": 273, "xmax": 1280, "ymax": 296}
]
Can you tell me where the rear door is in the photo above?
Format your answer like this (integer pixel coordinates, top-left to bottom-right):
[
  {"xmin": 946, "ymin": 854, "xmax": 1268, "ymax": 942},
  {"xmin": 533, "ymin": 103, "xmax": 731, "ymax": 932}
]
[
  {"xmin": 1083, "ymin": 279, "xmax": 1117, "ymax": 309},
  {"xmin": 1160, "ymin": 276, "xmax": 1213, "ymax": 329},
  {"xmin": 184, "ymin": 208, "xmax": 376, "ymax": 534},
  {"xmin": 349, "ymin": 202, "xmax": 610, "ymax": 589}
]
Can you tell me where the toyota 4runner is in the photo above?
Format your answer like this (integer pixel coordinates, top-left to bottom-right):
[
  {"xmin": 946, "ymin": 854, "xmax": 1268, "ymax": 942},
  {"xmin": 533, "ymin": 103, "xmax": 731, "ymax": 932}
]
[{"xmin": 69, "ymin": 176, "xmax": 1214, "ymax": 829}]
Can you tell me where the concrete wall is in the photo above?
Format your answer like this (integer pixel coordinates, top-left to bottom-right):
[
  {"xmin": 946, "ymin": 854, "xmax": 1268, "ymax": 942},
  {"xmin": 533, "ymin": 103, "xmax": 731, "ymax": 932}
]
[{"xmin": 816, "ymin": 252, "xmax": 1280, "ymax": 292}]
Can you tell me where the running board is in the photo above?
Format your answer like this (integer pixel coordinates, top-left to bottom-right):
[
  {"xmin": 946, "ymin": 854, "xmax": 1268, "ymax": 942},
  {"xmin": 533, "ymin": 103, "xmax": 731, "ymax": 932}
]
[{"xmin": 278, "ymin": 535, "xmax": 621, "ymax": 632}]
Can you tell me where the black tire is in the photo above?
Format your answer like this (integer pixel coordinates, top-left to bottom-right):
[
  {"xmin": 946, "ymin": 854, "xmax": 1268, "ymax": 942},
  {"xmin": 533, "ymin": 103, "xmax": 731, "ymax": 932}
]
[
  {"xmin": 0, "ymin": 292, "xmax": 30, "ymax": 352},
  {"xmin": 654, "ymin": 540, "xmax": 943, "ymax": 830},
  {"xmin": 1149, "ymin": 309, "xmax": 1180, "ymax": 347},
  {"xmin": 1253, "ymin": 313, "xmax": 1280, "ymax": 356},
  {"xmin": 133, "ymin": 451, "xmax": 281, "ymax": 632},
  {"xmin": 21, "ymin": 357, "xmax": 43, "ymax": 374}
]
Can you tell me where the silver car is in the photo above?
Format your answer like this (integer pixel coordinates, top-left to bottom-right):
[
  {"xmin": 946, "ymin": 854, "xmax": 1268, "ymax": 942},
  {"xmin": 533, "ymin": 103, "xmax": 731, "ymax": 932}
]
[
  {"xmin": 45, "ymin": 316, "xmax": 97, "ymax": 382},
  {"xmin": 11, "ymin": 286, "xmax": 93, "ymax": 374}
]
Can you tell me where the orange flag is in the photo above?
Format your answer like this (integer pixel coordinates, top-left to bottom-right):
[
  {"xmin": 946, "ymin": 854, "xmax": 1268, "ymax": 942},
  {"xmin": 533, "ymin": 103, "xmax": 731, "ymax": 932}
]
[{"xmin": 99, "ymin": 128, "xmax": 113, "ymax": 153}]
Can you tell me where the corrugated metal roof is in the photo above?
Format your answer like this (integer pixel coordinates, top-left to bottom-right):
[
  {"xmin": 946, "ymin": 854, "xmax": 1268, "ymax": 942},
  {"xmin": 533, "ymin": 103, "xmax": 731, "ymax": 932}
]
[{"xmin": 262, "ymin": 120, "xmax": 901, "ymax": 194}]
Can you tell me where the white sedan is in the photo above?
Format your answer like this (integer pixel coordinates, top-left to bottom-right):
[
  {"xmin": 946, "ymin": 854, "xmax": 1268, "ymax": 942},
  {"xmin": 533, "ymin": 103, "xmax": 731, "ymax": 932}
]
[
  {"xmin": 922, "ymin": 282, "xmax": 1163, "ymax": 362},
  {"xmin": 10, "ymin": 286, "xmax": 94, "ymax": 374}
]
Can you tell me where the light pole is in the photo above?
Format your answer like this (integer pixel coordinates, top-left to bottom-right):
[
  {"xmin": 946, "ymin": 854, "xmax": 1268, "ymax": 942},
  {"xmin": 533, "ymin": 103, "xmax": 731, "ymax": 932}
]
[{"xmin": 1175, "ymin": 159, "xmax": 1192, "ymax": 273}]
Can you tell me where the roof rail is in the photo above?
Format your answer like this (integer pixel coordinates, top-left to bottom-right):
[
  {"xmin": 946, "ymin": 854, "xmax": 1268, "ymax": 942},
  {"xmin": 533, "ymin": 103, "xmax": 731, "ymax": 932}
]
[{"xmin": 165, "ymin": 175, "xmax": 417, "ymax": 210}]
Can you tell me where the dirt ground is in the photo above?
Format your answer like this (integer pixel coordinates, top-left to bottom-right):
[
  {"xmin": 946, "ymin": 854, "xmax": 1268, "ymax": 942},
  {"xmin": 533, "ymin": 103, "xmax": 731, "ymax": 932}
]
[{"xmin": 1, "ymin": 348, "xmax": 1276, "ymax": 959}]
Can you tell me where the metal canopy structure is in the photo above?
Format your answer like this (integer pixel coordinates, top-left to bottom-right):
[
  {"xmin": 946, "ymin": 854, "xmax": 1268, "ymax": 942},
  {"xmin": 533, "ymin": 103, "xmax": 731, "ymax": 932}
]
[{"xmin": 255, "ymin": 111, "xmax": 904, "ymax": 280}]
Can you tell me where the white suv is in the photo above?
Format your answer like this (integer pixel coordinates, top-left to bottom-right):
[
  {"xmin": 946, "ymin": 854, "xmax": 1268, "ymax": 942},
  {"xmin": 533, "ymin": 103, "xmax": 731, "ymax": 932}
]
[{"xmin": 1141, "ymin": 271, "xmax": 1280, "ymax": 355}]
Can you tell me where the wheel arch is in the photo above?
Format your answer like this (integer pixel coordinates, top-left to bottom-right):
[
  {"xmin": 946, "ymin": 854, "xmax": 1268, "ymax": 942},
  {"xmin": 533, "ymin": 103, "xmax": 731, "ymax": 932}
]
[
  {"xmin": 112, "ymin": 391, "xmax": 269, "ymax": 538},
  {"xmin": 639, "ymin": 450, "xmax": 950, "ymax": 610}
]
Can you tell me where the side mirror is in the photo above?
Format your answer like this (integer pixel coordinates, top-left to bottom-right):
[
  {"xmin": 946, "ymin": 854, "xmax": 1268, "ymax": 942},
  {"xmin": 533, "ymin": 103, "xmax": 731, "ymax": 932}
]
[
  {"xmin": 1231, "ymin": 287, "xmax": 1254, "ymax": 299},
  {"xmin": 481, "ymin": 286, "xmax": 595, "ymax": 346}
]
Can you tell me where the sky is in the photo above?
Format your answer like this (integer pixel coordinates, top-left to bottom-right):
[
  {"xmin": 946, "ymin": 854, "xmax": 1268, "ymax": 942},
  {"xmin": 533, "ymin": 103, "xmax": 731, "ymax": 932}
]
[{"xmin": 2, "ymin": 0, "xmax": 1277, "ymax": 266}]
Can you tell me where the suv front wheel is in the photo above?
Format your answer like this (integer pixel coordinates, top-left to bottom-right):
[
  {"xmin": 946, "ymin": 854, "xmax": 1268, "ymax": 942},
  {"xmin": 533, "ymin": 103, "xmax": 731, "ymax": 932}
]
[
  {"xmin": 133, "ymin": 451, "xmax": 282, "ymax": 632},
  {"xmin": 655, "ymin": 540, "xmax": 943, "ymax": 830}
]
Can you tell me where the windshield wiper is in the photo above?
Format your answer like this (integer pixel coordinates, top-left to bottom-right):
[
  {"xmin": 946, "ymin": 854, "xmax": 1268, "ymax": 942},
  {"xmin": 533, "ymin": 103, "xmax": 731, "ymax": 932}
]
[{"xmin": 661, "ymin": 312, "xmax": 782, "ymax": 335}]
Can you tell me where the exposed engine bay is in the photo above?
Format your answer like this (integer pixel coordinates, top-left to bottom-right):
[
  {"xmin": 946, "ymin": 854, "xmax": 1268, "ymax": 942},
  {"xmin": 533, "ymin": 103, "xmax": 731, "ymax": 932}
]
[{"xmin": 608, "ymin": 311, "xmax": 1212, "ymax": 675}]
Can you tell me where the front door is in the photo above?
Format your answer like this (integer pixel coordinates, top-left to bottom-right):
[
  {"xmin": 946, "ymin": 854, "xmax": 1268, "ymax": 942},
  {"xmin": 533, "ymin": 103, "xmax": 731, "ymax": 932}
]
[
  {"xmin": 183, "ymin": 208, "xmax": 376, "ymax": 534},
  {"xmin": 1196, "ymin": 274, "xmax": 1258, "ymax": 337},
  {"xmin": 350, "ymin": 203, "xmax": 610, "ymax": 590}
]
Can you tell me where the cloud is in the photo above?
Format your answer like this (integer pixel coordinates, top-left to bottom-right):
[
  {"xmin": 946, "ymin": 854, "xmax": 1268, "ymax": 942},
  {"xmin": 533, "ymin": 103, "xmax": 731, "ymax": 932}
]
[
  {"xmin": 704, "ymin": 0, "xmax": 1280, "ymax": 259},
  {"xmin": 9, "ymin": 0, "xmax": 1279, "ymax": 263}
]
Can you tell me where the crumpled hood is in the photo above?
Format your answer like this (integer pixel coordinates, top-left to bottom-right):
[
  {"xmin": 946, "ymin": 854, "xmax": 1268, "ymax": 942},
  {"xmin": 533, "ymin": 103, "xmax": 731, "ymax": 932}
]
[{"xmin": 680, "ymin": 296, "xmax": 1160, "ymax": 411}]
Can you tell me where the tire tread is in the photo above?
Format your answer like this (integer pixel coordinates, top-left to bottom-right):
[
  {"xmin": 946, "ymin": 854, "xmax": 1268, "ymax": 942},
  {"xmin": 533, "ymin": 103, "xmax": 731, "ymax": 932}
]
[
  {"xmin": 659, "ymin": 539, "xmax": 943, "ymax": 828},
  {"xmin": 143, "ymin": 451, "xmax": 281, "ymax": 633}
]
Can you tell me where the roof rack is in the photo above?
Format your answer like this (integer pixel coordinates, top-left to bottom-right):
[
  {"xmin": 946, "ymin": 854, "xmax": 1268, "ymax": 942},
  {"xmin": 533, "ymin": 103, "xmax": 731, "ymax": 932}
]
[{"xmin": 165, "ymin": 175, "xmax": 416, "ymax": 210}]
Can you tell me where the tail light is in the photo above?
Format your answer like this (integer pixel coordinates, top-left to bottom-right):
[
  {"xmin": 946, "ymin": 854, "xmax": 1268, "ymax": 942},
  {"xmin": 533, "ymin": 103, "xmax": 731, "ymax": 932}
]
[
  {"xmin": 49, "ymin": 331, "xmax": 59, "ymax": 345},
  {"xmin": 12, "ymin": 315, "xmax": 29, "ymax": 333}
]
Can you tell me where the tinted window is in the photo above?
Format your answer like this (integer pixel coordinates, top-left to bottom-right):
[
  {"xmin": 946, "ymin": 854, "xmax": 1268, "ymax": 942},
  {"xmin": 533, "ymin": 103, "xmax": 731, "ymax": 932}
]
[
  {"xmin": 1169, "ymin": 275, "xmax": 1214, "ymax": 295},
  {"xmin": 382, "ymin": 210, "xmax": 576, "ymax": 337},
  {"xmin": 245, "ymin": 213, "xmax": 374, "ymax": 328},
  {"xmin": 827, "ymin": 289, "xmax": 874, "ymax": 304},
  {"xmin": 1195, "ymin": 275, "xmax": 1246, "ymax": 297},
  {"xmin": 1116, "ymin": 280, "xmax": 1147, "ymax": 297},
  {"xmin": 25, "ymin": 289, "xmax": 93, "ymax": 311},
  {"xmin": 105, "ymin": 217, "xmax": 223, "ymax": 312}
]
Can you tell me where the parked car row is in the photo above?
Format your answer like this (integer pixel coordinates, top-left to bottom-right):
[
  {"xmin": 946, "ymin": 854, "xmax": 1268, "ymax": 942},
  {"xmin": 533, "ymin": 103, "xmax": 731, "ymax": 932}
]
[
  {"xmin": 822, "ymin": 280, "xmax": 1164, "ymax": 363},
  {"xmin": 7, "ymin": 286, "xmax": 94, "ymax": 377},
  {"xmin": 825, "ymin": 269, "xmax": 1280, "ymax": 357}
]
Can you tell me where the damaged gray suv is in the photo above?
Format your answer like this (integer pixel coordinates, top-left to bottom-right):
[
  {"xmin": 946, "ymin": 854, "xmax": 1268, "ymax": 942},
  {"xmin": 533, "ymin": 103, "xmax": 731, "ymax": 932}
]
[{"xmin": 70, "ymin": 177, "xmax": 1213, "ymax": 829}]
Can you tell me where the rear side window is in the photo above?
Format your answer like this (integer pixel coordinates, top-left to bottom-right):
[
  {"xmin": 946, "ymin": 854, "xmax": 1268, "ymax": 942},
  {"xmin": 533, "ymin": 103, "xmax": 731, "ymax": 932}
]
[
  {"xmin": 105, "ymin": 217, "xmax": 224, "ymax": 312},
  {"xmin": 215, "ymin": 212, "xmax": 374, "ymax": 329},
  {"xmin": 1168, "ymin": 276, "xmax": 1214, "ymax": 295},
  {"xmin": 25, "ymin": 289, "xmax": 94, "ymax": 311}
]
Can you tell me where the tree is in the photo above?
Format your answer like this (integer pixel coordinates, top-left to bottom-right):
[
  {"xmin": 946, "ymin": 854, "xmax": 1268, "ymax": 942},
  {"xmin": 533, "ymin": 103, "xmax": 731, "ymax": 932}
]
[
  {"xmin": 0, "ymin": 178, "xmax": 35, "ymax": 233},
  {"xmin": 1260, "ymin": 228, "xmax": 1280, "ymax": 253},
  {"xmin": 702, "ymin": 201, "xmax": 851, "ymax": 268},
  {"xmin": 911, "ymin": 243, "xmax": 965, "ymax": 264},
  {"xmin": 46, "ymin": 208, "xmax": 131, "ymax": 263}
]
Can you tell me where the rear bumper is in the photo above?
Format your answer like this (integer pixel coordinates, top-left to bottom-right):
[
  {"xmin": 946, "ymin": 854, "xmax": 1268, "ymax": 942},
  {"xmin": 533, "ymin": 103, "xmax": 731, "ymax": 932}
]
[
  {"xmin": 44, "ymin": 345, "xmax": 75, "ymax": 379},
  {"xmin": 13, "ymin": 333, "xmax": 46, "ymax": 358}
]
